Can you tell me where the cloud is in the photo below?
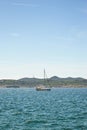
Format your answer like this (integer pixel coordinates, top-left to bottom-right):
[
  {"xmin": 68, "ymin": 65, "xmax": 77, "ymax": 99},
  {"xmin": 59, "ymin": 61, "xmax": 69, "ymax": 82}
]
[
  {"xmin": 56, "ymin": 36, "xmax": 73, "ymax": 41},
  {"xmin": 10, "ymin": 33, "xmax": 20, "ymax": 37},
  {"xmin": 55, "ymin": 25, "xmax": 87, "ymax": 46},
  {"xmin": 81, "ymin": 9, "xmax": 87, "ymax": 14},
  {"xmin": 76, "ymin": 31, "xmax": 87, "ymax": 39},
  {"xmin": 12, "ymin": 2, "xmax": 39, "ymax": 8},
  {"xmin": 79, "ymin": 8, "xmax": 87, "ymax": 14}
]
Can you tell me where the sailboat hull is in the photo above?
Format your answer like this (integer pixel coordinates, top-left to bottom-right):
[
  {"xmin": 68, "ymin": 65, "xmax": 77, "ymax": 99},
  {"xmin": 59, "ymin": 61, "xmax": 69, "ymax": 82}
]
[{"xmin": 36, "ymin": 87, "xmax": 51, "ymax": 91}]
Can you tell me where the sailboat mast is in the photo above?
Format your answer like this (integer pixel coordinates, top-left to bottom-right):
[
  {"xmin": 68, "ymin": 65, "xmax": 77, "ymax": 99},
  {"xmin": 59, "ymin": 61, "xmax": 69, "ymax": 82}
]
[
  {"xmin": 44, "ymin": 69, "xmax": 45, "ymax": 80},
  {"xmin": 44, "ymin": 69, "xmax": 46, "ymax": 85}
]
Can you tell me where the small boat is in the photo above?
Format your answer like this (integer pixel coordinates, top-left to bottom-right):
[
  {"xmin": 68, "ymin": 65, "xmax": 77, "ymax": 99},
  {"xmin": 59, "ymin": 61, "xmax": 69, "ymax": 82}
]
[
  {"xmin": 36, "ymin": 69, "xmax": 51, "ymax": 91},
  {"xmin": 36, "ymin": 85, "xmax": 51, "ymax": 91},
  {"xmin": 6, "ymin": 85, "xmax": 20, "ymax": 88}
]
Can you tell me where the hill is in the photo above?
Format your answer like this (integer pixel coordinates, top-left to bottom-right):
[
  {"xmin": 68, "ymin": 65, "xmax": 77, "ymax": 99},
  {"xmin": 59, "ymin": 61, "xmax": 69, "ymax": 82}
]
[{"xmin": 0, "ymin": 76, "xmax": 87, "ymax": 88}]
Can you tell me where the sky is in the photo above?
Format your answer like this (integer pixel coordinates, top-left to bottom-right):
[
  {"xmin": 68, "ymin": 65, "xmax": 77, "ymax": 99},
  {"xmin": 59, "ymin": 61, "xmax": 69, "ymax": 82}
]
[{"xmin": 0, "ymin": 0, "xmax": 87, "ymax": 79}]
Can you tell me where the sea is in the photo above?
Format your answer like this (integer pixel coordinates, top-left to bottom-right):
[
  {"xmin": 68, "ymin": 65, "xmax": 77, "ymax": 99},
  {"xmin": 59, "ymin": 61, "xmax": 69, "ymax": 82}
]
[{"xmin": 0, "ymin": 88, "xmax": 87, "ymax": 130}]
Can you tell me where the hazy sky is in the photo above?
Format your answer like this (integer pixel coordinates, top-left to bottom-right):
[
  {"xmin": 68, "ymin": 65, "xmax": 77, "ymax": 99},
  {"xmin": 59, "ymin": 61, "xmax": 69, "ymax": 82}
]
[{"xmin": 0, "ymin": 0, "xmax": 87, "ymax": 79}]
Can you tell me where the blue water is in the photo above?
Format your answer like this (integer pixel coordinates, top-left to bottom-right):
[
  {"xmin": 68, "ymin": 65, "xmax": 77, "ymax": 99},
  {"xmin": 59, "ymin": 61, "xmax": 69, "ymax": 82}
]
[{"xmin": 0, "ymin": 88, "xmax": 87, "ymax": 130}]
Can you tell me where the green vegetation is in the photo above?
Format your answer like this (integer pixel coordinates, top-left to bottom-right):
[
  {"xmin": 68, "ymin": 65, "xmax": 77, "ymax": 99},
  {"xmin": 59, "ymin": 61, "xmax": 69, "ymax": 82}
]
[{"xmin": 0, "ymin": 76, "xmax": 87, "ymax": 88}]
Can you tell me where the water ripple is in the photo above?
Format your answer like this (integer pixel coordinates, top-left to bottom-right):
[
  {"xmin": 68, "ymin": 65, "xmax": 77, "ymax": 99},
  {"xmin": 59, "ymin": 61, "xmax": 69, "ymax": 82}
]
[{"xmin": 0, "ymin": 88, "xmax": 87, "ymax": 129}]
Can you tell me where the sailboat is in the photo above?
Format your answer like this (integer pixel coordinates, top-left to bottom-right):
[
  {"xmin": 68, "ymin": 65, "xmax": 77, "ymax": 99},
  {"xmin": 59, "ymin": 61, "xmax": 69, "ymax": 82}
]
[{"xmin": 36, "ymin": 69, "xmax": 51, "ymax": 91}]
